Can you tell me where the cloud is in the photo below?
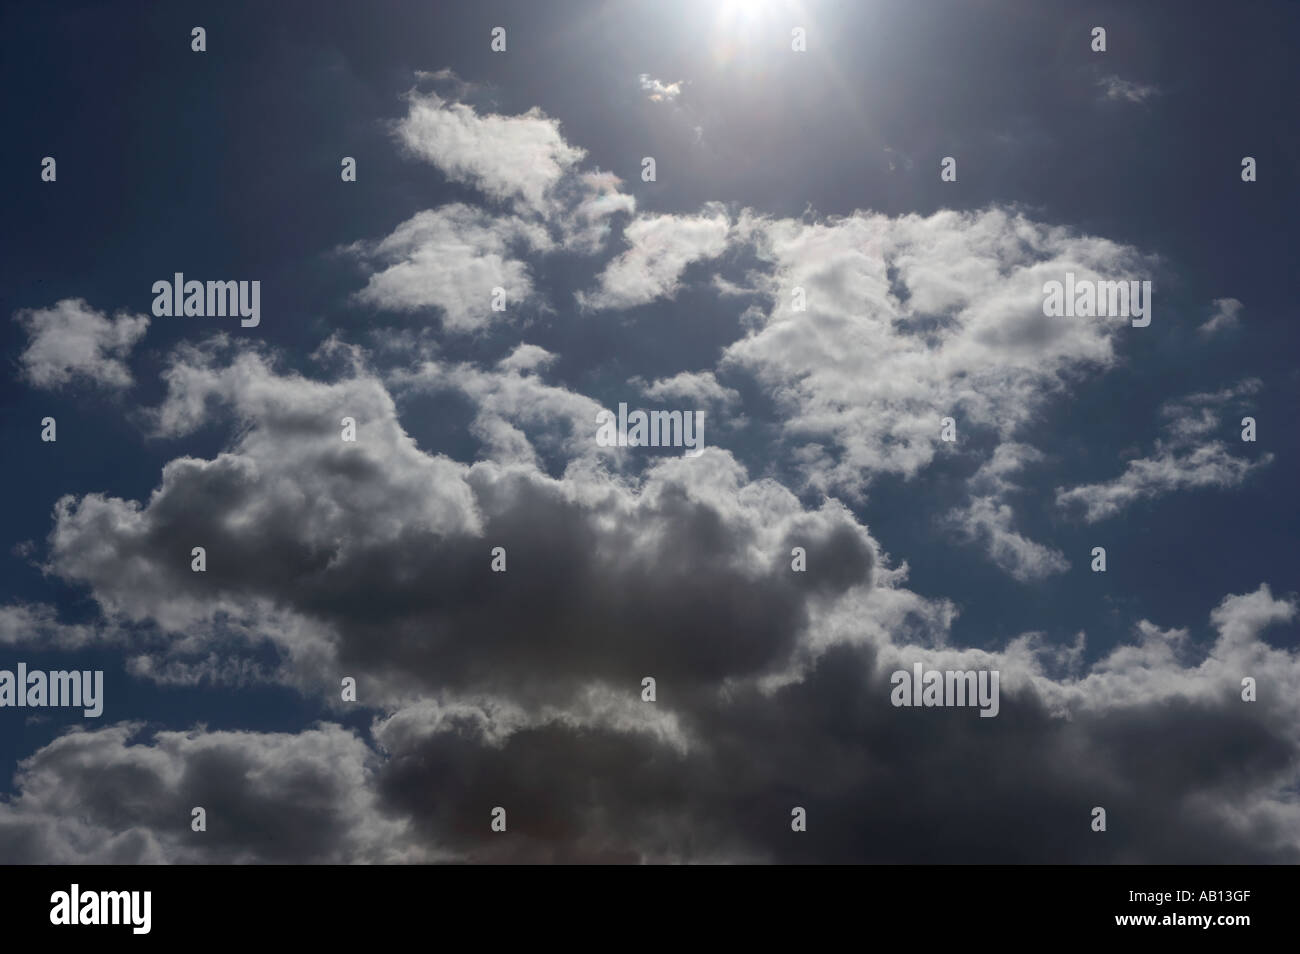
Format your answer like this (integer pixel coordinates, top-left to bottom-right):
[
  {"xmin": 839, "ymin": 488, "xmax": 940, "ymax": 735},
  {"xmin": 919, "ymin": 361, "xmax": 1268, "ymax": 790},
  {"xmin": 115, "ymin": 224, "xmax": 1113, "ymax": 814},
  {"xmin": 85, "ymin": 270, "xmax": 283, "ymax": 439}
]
[
  {"xmin": 1057, "ymin": 379, "xmax": 1271, "ymax": 522},
  {"xmin": 376, "ymin": 580, "xmax": 1299, "ymax": 863},
  {"xmin": 13, "ymin": 298, "xmax": 149, "ymax": 390},
  {"xmin": 345, "ymin": 204, "xmax": 552, "ymax": 331},
  {"xmin": 9, "ymin": 323, "xmax": 1299, "ymax": 863},
  {"xmin": 577, "ymin": 206, "xmax": 731, "ymax": 310},
  {"xmin": 1097, "ymin": 74, "xmax": 1160, "ymax": 103},
  {"xmin": 883, "ymin": 146, "xmax": 916, "ymax": 173},
  {"xmin": 394, "ymin": 86, "xmax": 585, "ymax": 214},
  {"xmin": 0, "ymin": 723, "xmax": 429, "ymax": 863},
  {"xmin": 1200, "ymin": 297, "xmax": 1244, "ymax": 337},
  {"xmin": 638, "ymin": 73, "xmax": 683, "ymax": 103},
  {"xmin": 348, "ymin": 81, "xmax": 637, "ymax": 324},
  {"xmin": 945, "ymin": 445, "xmax": 1070, "ymax": 582},
  {"xmin": 553, "ymin": 170, "xmax": 637, "ymax": 254},
  {"xmin": 4, "ymin": 581, "xmax": 1298, "ymax": 863},
  {"xmin": 719, "ymin": 206, "xmax": 1154, "ymax": 497},
  {"xmin": 391, "ymin": 344, "xmax": 609, "ymax": 466},
  {"xmin": 43, "ymin": 343, "xmax": 879, "ymax": 708},
  {"xmin": 11, "ymin": 67, "xmax": 1294, "ymax": 866},
  {"xmin": 0, "ymin": 602, "xmax": 105, "ymax": 649},
  {"xmin": 948, "ymin": 497, "xmax": 1071, "ymax": 582},
  {"xmin": 639, "ymin": 370, "xmax": 741, "ymax": 410}
]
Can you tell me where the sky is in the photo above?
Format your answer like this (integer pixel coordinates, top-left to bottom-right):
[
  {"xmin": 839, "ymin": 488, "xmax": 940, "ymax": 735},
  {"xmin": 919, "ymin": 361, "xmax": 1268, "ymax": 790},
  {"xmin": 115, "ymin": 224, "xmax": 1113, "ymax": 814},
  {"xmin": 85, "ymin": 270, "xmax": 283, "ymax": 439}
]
[{"xmin": 0, "ymin": 0, "xmax": 1297, "ymax": 863}]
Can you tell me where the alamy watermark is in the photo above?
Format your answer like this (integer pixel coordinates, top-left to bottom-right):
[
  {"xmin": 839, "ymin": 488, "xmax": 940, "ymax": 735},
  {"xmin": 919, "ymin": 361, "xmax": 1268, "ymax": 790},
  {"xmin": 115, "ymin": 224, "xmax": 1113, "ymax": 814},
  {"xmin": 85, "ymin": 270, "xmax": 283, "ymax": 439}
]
[
  {"xmin": 151, "ymin": 273, "xmax": 260, "ymax": 327},
  {"xmin": 596, "ymin": 403, "xmax": 705, "ymax": 457},
  {"xmin": 890, "ymin": 663, "xmax": 1000, "ymax": 717},
  {"xmin": 50, "ymin": 885, "xmax": 150, "ymax": 934},
  {"xmin": 0, "ymin": 664, "xmax": 103, "ymax": 717},
  {"xmin": 1042, "ymin": 272, "xmax": 1151, "ymax": 327}
]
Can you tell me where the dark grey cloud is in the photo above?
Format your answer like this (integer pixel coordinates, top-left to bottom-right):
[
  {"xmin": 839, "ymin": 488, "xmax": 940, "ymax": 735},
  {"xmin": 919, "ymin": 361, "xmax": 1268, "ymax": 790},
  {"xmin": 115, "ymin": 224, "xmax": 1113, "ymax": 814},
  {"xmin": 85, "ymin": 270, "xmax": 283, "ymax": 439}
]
[
  {"xmin": 0, "ymin": 723, "xmax": 427, "ymax": 863},
  {"xmin": 40, "ymin": 343, "xmax": 877, "ymax": 709},
  {"xmin": 5, "ymin": 585, "xmax": 1296, "ymax": 865}
]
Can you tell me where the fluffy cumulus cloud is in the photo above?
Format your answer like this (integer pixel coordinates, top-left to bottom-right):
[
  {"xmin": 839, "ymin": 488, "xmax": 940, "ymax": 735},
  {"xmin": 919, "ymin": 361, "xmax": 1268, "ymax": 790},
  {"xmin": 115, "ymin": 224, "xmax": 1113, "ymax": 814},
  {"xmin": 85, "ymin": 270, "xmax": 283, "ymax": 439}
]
[
  {"xmin": 720, "ymin": 206, "xmax": 1151, "ymax": 498},
  {"xmin": 10, "ymin": 336, "xmax": 1295, "ymax": 864},
  {"xmin": 0, "ymin": 723, "xmax": 429, "ymax": 863},
  {"xmin": 394, "ymin": 87, "xmax": 586, "ymax": 214},
  {"xmin": 347, "ymin": 204, "xmax": 552, "ymax": 332},
  {"xmin": 348, "ymin": 76, "xmax": 636, "ymax": 326},
  {"xmin": 14, "ymin": 298, "xmax": 149, "ymax": 390},
  {"xmin": 638, "ymin": 370, "xmax": 741, "ymax": 411},
  {"xmin": 9, "ymin": 68, "xmax": 1293, "ymax": 865},
  {"xmin": 42, "ymin": 342, "xmax": 878, "ymax": 708},
  {"xmin": 390, "ymin": 345, "xmax": 607, "ymax": 467},
  {"xmin": 1056, "ymin": 379, "xmax": 1271, "ymax": 522}
]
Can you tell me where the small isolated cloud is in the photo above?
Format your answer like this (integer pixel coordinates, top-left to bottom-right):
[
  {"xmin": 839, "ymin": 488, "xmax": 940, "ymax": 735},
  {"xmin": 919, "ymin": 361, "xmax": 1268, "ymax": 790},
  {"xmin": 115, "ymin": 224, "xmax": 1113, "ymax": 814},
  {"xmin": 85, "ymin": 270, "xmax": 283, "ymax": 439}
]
[
  {"xmin": 638, "ymin": 74, "xmax": 683, "ymax": 103},
  {"xmin": 639, "ymin": 370, "xmax": 740, "ymax": 410},
  {"xmin": 638, "ymin": 73, "xmax": 707, "ymax": 146},
  {"xmin": 1097, "ymin": 74, "xmax": 1160, "ymax": 104},
  {"xmin": 1200, "ymin": 297, "xmax": 1244, "ymax": 337},
  {"xmin": 883, "ymin": 146, "xmax": 915, "ymax": 174},
  {"xmin": 14, "ymin": 298, "xmax": 149, "ymax": 390}
]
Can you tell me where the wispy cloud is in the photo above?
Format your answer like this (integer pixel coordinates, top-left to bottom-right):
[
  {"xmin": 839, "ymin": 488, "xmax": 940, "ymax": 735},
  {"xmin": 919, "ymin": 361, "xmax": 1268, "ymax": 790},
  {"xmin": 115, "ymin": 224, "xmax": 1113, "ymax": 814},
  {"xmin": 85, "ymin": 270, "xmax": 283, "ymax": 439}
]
[
  {"xmin": 1200, "ymin": 297, "xmax": 1244, "ymax": 337},
  {"xmin": 1097, "ymin": 74, "xmax": 1160, "ymax": 104},
  {"xmin": 1056, "ymin": 379, "xmax": 1270, "ymax": 522}
]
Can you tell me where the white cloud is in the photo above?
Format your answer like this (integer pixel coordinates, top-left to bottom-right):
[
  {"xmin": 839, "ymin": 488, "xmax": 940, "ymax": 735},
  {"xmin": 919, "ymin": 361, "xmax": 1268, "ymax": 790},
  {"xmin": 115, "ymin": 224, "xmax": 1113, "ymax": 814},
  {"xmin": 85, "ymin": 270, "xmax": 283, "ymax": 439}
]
[
  {"xmin": 1057, "ymin": 379, "xmax": 1270, "ymax": 522},
  {"xmin": 945, "ymin": 444, "xmax": 1070, "ymax": 582},
  {"xmin": 14, "ymin": 298, "xmax": 149, "ymax": 390},
  {"xmin": 0, "ymin": 602, "xmax": 105, "ymax": 649},
  {"xmin": 720, "ymin": 206, "xmax": 1152, "ymax": 497},
  {"xmin": 1200, "ymin": 297, "xmax": 1243, "ymax": 337},
  {"xmin": 391, "ymin": 344, "xmax": 609, "ymax": 467},
  {"xmin": 1057, "ymin": 443, "xmax": 1270, "ymax": 523},
  {"xmin": 394, "ymin": 88, "xmax": 586, "ymax": 214},
  {"xmin": 350, "ymin": 83, "xmax": 638, "ymax": 326},
  {"xmin": 639, "ymin": 370, "xmax": 740, "ymax": 410},
  {"xmin": 638, "ymin": 73, "xmax": 683, "ymax": 103},
  {"xmin": 949, "ymin": 497, "xmax": 1071, "ymax": 582},
  {"xmin": 346, "ymin": 204, "xmax": 552, "ymax": 331},
  {"xmin": 577, "ymin": 206, "xmax": 731, "ymax": 310},
  {"xmin": 554, "ymin": 170, "xmax": 637, "ymax": 254}
]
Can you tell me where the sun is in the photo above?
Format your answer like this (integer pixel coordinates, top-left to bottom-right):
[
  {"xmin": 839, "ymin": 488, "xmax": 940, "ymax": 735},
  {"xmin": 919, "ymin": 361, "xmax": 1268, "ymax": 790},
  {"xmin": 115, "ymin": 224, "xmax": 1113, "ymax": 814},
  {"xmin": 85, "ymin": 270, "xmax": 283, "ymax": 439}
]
[{"xmin": 714, "ymin": 0, "xmax": 786, "ymax": 29}]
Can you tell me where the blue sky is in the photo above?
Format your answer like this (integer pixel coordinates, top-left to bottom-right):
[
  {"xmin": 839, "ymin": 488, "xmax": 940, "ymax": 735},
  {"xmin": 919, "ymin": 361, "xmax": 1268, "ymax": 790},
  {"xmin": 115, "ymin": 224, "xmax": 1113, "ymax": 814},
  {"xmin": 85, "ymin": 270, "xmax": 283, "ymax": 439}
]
[{"xmin": 0, "ymin": 0, "xmax": 1297, "ymax": 863}]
